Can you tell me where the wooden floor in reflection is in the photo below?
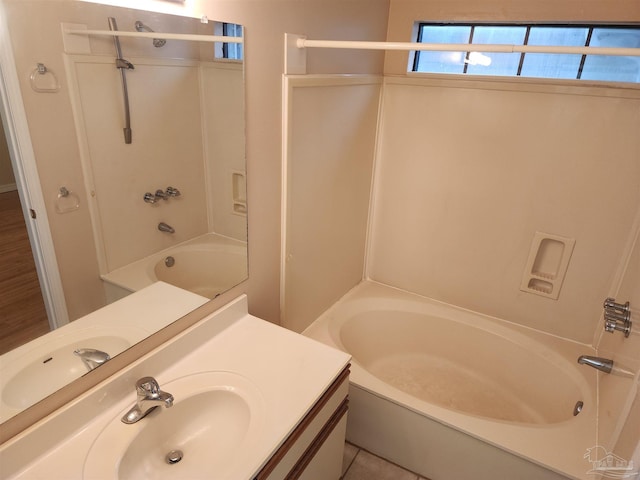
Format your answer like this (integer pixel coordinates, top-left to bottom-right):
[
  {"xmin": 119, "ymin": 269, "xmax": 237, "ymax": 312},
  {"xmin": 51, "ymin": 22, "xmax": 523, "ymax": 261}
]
[{"xmin": 0, "ymin": 190, "xmax": 50, "ymax": 355}]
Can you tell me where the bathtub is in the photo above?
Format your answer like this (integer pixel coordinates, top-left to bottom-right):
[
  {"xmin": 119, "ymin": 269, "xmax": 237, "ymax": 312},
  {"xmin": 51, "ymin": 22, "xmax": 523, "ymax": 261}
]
[
  {"xmin": 102, "ymin": 233, "xmax": 247, "ymax": 300},
  {"xmin": 303, "ymin": 281, "xmax": 599, "ymax": 480}
]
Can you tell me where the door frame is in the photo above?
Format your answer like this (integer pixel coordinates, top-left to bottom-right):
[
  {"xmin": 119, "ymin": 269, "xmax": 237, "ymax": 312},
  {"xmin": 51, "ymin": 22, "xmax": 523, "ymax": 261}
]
[{"xmin": 0, "ymin": 5, "xmax": 69, "ymax": 329}]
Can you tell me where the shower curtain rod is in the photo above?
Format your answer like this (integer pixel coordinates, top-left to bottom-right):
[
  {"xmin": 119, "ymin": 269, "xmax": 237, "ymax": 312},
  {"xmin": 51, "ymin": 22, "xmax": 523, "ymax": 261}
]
[
  {"xmin": 295, "ymin": 37, "xmax": 640, "ymax": 57},
  {"xmin": 64, "ymin": 28, "xmax": 243, "ymax": 44}
]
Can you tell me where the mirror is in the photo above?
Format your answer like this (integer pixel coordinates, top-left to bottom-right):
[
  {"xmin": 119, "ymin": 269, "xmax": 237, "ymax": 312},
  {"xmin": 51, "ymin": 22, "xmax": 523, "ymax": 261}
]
[{"xmin": 0, "ymin": 1, "xmax": 247, "ymax": 423}]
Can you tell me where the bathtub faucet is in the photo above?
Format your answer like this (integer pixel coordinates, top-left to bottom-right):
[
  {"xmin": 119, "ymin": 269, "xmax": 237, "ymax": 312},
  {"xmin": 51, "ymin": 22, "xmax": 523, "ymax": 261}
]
[
  {"xmin": 577, "ymin": 355, "xmax": 613, "ymax": 374},
  {"xmin": 603, "ymin": 297, "xmax": 632, "ymax": 338},
  {"xmin": 158, "ymin": 222, "xmax": 175, "ymax": 234}
]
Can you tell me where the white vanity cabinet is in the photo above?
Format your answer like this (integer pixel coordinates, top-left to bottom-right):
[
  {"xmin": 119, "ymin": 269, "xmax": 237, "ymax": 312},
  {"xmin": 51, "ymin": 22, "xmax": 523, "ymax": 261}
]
[
  {"xmin": 256, "ymin": 366, "xmax": 350, "ymax": 480},
  {"xmin": 0, "ymin": 296, "xmax": 352, "ymax": 480}
]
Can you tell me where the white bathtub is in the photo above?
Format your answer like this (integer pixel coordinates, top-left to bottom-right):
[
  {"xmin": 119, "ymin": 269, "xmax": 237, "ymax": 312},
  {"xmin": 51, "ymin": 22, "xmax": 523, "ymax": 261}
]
[
  {"xmin": 102, "ymin": 233, "xmax": 247, "ymax": 300},
  {"xmin": 303, "ymin": 281, "xmax": 599, "ymax": 480}
]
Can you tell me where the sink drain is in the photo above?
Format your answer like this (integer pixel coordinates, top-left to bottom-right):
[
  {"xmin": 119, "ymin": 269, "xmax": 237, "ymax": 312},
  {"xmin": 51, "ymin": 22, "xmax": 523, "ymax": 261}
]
[{"xmin": 165, "ymin": 450, "xmax": 184, "ymax": 465}]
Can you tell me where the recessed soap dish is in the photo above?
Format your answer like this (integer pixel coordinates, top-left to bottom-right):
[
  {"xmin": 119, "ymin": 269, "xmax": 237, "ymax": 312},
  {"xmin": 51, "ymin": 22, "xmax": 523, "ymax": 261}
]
[{"xmin": 520, "ymin": 232, "xmax": 575, "ymax": 300}]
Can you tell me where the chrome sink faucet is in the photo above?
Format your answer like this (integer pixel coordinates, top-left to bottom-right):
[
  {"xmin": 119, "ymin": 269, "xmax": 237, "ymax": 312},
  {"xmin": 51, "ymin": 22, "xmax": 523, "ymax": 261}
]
[
  {"xmin": 74, "ymin": 348, "xmax": 111, "ymax": 372},
  {"xmin": 121, "ymin": 377, "xmax": 174, "ymax": 424}
]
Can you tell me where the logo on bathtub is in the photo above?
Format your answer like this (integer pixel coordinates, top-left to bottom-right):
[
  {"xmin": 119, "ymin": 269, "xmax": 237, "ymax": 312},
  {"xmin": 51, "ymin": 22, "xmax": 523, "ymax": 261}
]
[{"xmin": 584, "ymin": 446, "xmax": 638, "ymax": 479}]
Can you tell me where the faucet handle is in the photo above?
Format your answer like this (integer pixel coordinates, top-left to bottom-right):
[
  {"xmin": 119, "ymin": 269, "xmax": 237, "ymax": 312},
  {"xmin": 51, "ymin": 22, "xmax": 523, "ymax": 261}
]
[
  {"xmin": 136, "ymin": 377, "xmax": 160, "ymax": 396},
  {"xmin": 155, "ymin": 189, "xmax": 169, "ymax": 200},
  {"xmin": 166, "ymin": 186, "xmax": 181, "ymax": 197},
  {"xmin": 604, "ymin": 297, "xmax": 630, "ymax": 314},
  {"xmin": 604, "ymin": 318, "xmax": 618, "ymax": 333},
  {"xmin": 143, "ymin": 192, "xmax": 156, "ymax": 204}
]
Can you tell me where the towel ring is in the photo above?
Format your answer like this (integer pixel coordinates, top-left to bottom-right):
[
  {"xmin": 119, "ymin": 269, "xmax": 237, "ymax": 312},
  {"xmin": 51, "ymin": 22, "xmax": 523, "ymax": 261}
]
[
  {"xmin": 55, "ymin": 186, "xmax": 80, "ymax": 214},
  {"xmin": 30, "ymin": 63, "xmax": 60, "ymax": 93}
]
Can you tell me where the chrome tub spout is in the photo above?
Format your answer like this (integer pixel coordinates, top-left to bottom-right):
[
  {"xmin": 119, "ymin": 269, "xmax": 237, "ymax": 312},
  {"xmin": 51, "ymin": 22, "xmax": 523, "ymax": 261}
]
[
  {"xmin": 577, "ymin": 355, "xmax": 613, "ymax": 374},
  {"xmin": 158, "ymin": 222, "xmax": 175, "ymax": 233}
]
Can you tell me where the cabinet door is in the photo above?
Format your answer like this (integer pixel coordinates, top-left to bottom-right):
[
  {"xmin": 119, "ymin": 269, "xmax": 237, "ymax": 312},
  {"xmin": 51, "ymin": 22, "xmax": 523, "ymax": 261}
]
[
  {"xmin": 298, "ymin": 410, "xmax": 348, "ymax": 480},
  {"xmin": 256, "ymin": 367, "xmax": 350, "ymax": 480}
]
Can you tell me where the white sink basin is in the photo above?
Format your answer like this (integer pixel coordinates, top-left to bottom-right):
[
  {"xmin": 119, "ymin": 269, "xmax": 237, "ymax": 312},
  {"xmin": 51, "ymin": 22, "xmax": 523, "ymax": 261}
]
[
  {"xmin": 2, "ymin": 332, "xmax": 135, "ymax": 409},
  {"xmin": 83, "ymin": 371, "xmax": 266, "ymax": 479}
]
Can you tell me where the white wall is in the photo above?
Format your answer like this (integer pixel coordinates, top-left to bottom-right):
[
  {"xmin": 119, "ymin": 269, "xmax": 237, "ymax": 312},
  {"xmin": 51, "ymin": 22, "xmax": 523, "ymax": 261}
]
[
  {"xmin": 282, "ymin": 75, "xmax": 381, "ymax": 332},
  {"xmin": 367, "ymin": 77, "xmax": 640, "ymax": 345}
]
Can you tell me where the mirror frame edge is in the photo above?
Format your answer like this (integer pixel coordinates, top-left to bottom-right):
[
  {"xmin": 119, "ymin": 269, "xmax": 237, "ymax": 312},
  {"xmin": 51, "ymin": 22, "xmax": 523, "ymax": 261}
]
[
  {"xmin": 0, "ymin": 1, "xmax": 249, "ymax": 440},
  {"xmin": 0, "ymin": 280, "xmax": 248, "ymax": 444}
]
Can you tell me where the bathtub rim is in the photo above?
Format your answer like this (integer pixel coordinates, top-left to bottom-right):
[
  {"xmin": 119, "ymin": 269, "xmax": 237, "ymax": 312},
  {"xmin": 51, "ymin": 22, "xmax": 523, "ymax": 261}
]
[
  {"xmin": 335, "ymin": 307, "xmax": 592, "ymax": 426},
  {"xmin": 101, "ymin": 232, "xmax": 247, "ymax": 295},
  {"xmin": 303, "ymin": 279, "xmax": 599, "ymax": 480}
]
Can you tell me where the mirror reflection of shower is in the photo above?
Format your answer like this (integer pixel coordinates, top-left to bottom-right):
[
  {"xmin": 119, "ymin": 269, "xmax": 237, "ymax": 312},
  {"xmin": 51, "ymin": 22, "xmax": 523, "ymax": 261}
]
[
  {"xmin": 134, "ymin": 21, "xmax": 166, "ymax": 48},
  {"xmin": 108, "ymin": 17, "xmax": 134, "ymax": 144}
]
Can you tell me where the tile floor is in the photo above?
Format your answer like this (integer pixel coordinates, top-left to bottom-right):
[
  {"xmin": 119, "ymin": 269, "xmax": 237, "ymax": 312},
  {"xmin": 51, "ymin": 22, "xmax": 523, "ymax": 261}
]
[{"xmin": 341, "ymin": 442, "xmax": 431, "ymax": 480}]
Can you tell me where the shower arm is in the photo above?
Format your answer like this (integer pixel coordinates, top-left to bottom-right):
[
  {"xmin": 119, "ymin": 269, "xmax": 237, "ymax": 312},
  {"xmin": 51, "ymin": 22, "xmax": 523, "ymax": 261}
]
[{"xmin": 108, "ymin": 17, "xmax": 132, "ymax": 144}]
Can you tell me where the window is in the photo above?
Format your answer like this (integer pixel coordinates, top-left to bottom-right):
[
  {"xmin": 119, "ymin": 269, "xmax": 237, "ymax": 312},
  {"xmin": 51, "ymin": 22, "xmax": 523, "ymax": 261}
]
[
  {"xmin": 412, "ymin": 24, "xmax": 640, "ymax": 83},
  {"xmin": 213, "ymin": 22, "xmax": 243, "ymax": 61}
]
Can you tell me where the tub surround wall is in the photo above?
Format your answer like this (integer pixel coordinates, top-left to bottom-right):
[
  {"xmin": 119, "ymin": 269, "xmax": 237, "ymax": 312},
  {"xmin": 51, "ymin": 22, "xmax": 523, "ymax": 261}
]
[
  {"xmin": 613, "ymin": 383, "xmax": 640, "ymax": 471},
  {"xmin": 281, "ymin": 75, "xmax": 381, "ymax": 333},
  {"xmin": 68, "ymin": 56, "xmax": 209, "ymax": 272},
  {"xmin": 203, "ymin": 62, "xmax": 247, "ymax": 242},
  {"xmin": 61, "ymin": 6, "xmax": 246, "ymax": 274},
  {"xmin": 67, "ymin": 54, "xmax": 246, "ymax": 273},
  {"xmin": 281, "ymin": 76, "xmax": 640, "ymax": 343},
  {"xmin": 367, "ymin": 77, "xmax": 640, "ymax": 345},
  {"xmin": 598, "ymin": 221, "xmax": 640, "ymax": 371},
  {"xmin": 597, "ymin": 222, "xmax": 640, "ymax": 455}
]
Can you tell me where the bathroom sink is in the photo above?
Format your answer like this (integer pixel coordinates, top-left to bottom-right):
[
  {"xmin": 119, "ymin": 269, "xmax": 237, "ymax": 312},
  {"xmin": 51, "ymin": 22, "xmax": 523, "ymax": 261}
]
[
  {"xmin": 83, "ymin": 371, "xmax": 265, "ymax": 480},
  {"xmin": 2, "ymin": 333, "xmax": 133, "ymax": 409}
]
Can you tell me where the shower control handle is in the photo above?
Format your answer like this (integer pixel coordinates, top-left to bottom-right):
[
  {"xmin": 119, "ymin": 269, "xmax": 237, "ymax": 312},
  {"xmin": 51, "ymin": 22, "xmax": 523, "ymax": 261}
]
[
  {"xmin": 155, "ymin": 189, "xmax": 169, "ymax": 200},
  {"xmin": 603, "ymin": 297, "xmax": 632, "ymax": 338},
  {"xmin": 166, "ymin": 186, "xmax": 181, "ymax": 197},
  {"xmin": 604, "ymin": 298, "xmax": 630, "ymax": 314},
  {"xmin": 143, "ymin": 192, "xmax": 156, "ymax": 204}
]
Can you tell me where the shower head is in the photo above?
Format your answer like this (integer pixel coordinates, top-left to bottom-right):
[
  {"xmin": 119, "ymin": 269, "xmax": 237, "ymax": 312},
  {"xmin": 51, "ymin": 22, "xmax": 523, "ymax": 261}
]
[{"xmin": 134, "ymin": 21, "xmax": 166, "ymax": 48}]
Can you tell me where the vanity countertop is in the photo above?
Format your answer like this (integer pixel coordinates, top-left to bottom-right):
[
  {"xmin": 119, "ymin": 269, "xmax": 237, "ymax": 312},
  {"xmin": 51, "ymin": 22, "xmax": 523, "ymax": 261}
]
[
  {"xmin": 0, "ymin": 281, "xmax": 209, "ymax": 423},
  {"xmin": 0, "ymin": 294, "xmax": 351, "ymax": 479}
]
